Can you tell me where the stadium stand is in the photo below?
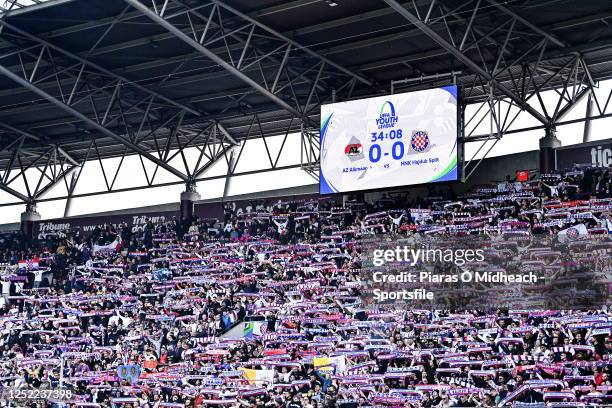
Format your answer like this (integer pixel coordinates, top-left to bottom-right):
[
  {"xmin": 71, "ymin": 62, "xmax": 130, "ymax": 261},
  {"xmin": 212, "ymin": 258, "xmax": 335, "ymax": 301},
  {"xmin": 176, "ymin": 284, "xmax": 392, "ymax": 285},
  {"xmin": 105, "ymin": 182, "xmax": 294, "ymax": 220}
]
[
  {"xmin": 1, "ymin": 1, "xmax": 612, "ymax": 407},
  {"xmin": 0, "ymin": 165, "xmax": 611, "ymax": 408}
]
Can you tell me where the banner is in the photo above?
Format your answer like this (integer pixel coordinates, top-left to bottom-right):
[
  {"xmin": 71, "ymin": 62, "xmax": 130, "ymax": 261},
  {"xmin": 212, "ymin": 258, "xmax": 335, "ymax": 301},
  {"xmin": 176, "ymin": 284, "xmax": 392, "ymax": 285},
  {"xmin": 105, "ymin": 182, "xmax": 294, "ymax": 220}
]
[
  {"xmin": 239, "ymin": 368, "xmax": 275, "ymax": 384},
  {"xmin": 558, "ymin": 223, "xmax": 588, "ymax": 242},
  {"xmin": 92, "ymin": 237, "xmax": 122, "ymax": 255},
  {"xmin": 313, "ymin": 355, "xmax": 347, "ymax": 373},
  {"xmin": 31, "ymin": 193, "xmax": 323, "ymax": 237},
  {"xmin": 35, "ymin": 210, "xmax": 184, "ymax": 238},
  {"xmin": 556, "ymin": 138, "xmax": 612, "ymax": 169},
  {"xmin": 243, "ymin": 321, "xmax": 266, "ymax": 338}
]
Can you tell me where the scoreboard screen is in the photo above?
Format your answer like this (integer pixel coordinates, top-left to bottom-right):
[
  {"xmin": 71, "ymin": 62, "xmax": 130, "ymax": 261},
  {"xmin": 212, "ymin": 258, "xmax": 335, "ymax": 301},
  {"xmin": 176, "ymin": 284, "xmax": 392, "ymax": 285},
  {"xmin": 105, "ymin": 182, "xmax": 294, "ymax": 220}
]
[{"xmin": 319, "ymin": 85, "xmax": 459, "ymax": 194}]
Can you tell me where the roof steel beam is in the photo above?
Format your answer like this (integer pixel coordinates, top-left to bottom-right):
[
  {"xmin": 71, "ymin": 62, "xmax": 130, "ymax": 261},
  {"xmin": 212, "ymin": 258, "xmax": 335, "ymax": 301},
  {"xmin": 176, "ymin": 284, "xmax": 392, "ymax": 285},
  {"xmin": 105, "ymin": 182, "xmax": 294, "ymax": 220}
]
[
  {"xmin": 55, "ymin": 146, "xmax": 79, "ymax": 166},
  {"xmin": 0, "ymin": 182, "xmax": 29, "ymax": 202},
  {"xmin": 0, "ymin": 20, "xmax": 201, "ymax": 117},
  {"xmin": 1, "ymin": 0, "xmax": 75, "ymax": 17},
  {"xmin": 383, "ymin": 0, "xmax": 548, "ymax": 125},
  {"xmin": 115, "ymin": 3, "xmax": 349, "ymax": 111},
  {"xmin": 216, "ymin": 122, "xmax": 238, "ymax": 146},
  {"xmin": 0, "ymin": 121, "xmax": 40, "ymax": 141},
  {"xmin": 2, "ymin": 47, "xmax": 610, "ymax": 143},
  {"xmin": 124, "ymin": 0, "xmax": 305, "ymax": 120},
  {"xmin": 14, "ymin": 0, "xmax": 323, "ymax": 41},
  {"xmin": 0, "ymin": 162, "xmax": 316, "ymax": 208},
  {"xmin": 211, "ymin": 0, "xmax": 371, "ymax": 86},
  {"xmin": 0, "ymin": 0, "xmax": 608, "ymax": 171},
  {"xmin": 0, "ymin": 62, "xmax": 190, "ymax": 181},
  {"xmin": 485, "ymin": 0, "xmax": 568, "ymax": 48},
  {"xmin": 33, "ymin": 163, "xmax": 80, "ymax": 200},
  {"xmin": 0, "ymin": 4, "xmax": 604, "ymax": 106}
]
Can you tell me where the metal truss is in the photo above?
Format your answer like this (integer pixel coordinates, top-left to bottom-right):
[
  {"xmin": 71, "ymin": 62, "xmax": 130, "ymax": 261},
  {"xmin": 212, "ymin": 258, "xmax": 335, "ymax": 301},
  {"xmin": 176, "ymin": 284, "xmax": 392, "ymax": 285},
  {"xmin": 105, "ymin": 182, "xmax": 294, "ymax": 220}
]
[
  {"xmin": 0, "ymin": 0, "xmax": 610, "ymax": 209},
  {"xmin": 0, "ymin": 0, "xmax": 364, "ymax": 209},
  {"xmin": 0, "ymin": 139, "xmax": 79, "ymax": 204},
  {"xmin": 0, "ymin": 16, "xmax": 210, "ymax": 180},
  {"xmin": 461, "ymin": 56, "xmax": 612, "ymax": 180},
  {"xmin": 0, "ymin": 115, "xmax": 320, "ymax": 209},
  {"xmin": 122, "ymin": 0, "xmax": 369, "ymax": 125},
  {"xmin": 462, "ymin": 56, "xmax": 597, "ymax": 141},
  {"xmin": 0, "ymin": 0, "xmax": 55, "ymax": 14},
  {"xmin": 383, "ymin": 0, "xmax": 612, "ymax": 180},
  {"xmin": 0, "ymin": 120, "xmax": 237, "ymax": 203},
  {"xmin": 384, "ymin": 0, "xmax": 588, "ymax": 116},
  {"xmin": 463, "ymin": 75, "xmax": 612, "ymax": 141},
  {"xmin": 300, "ymin": 125, "xmax": 320, "ymax": 183}
]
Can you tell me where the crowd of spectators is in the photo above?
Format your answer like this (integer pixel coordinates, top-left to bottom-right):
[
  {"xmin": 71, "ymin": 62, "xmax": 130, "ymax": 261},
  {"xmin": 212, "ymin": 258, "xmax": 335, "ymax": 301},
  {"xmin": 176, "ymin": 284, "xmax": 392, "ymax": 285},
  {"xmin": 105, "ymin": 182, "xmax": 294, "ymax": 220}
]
[{"xmin": 0, "ymin": 165, "xmax": 610, "ymax": 407}]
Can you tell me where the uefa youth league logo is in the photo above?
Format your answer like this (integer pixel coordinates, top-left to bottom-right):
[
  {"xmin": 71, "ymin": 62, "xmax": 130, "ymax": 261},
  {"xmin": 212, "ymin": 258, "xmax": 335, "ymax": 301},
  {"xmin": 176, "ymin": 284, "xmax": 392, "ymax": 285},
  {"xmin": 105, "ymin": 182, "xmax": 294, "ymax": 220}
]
[
  {"xmin": 411, "ymin": 130, "xmax": 430, "ymax": 152},
  {"xmin": 376, "ymin": 101, "xmax": 399, "ymax": 129}
]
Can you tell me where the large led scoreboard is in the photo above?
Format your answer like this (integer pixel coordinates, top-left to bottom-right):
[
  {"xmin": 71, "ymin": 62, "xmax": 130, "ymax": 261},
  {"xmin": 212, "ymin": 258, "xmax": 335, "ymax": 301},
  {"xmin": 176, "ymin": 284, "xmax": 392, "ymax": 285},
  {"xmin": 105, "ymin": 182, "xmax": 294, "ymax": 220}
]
[{"xmin": 319, "ymin": 85, "xmax": 459, "ymax": 194}]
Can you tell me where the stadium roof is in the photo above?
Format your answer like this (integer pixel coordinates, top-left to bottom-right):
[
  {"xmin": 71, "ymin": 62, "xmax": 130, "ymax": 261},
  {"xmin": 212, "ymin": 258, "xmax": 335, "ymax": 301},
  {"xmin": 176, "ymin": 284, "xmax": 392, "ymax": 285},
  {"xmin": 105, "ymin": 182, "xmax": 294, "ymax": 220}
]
[{"xmin": 0, "ymin": 0, "xmax": 610, "ymax": 203}]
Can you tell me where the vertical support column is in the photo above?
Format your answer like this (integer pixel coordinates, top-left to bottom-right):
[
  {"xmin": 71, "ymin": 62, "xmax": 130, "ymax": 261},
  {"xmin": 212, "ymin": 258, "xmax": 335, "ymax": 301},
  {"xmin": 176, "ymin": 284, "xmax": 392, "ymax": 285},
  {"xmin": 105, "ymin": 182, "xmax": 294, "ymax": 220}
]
[
  {"xmin": 539, "ymin": 127, "xmax": 562, "ymax": 173},
  {"xmin": 180, "ymin": 182, "xmax": 200, "ymax": 224},
  {"xmin": 63, "ymin": 166, "xmax": 81, "ymax": 218},
  {"xmin": 64, "ymin": 195, "xmax": 73, "ymax": 218},
  {"xmin": 583, "ymin": 92, "xmax": 594, "ymax": 143},
  {"xmin": 223, "ymin": 151, "xmax": 235, "ymax": 199},
  {"xmin": 21, "ymin": 202, "xmax": 41, "ymax": 242}
]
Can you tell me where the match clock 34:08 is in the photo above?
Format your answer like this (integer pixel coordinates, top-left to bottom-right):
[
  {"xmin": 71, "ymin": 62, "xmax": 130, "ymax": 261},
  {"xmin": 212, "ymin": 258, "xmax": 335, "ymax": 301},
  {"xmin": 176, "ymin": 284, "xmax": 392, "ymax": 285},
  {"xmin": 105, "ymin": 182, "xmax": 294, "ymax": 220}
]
[{"xmin": 369, "ymin": 130, "xmax": 414, "ymax": 163}]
